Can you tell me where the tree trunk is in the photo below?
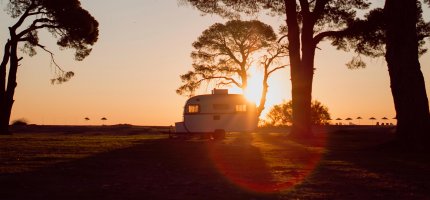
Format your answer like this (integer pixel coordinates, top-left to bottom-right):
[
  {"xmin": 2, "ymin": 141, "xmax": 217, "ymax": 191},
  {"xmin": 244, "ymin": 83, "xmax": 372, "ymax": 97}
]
[
  {"xmin": 0, "ymin": 96, "xmax": 14, "ymax": 134},
  {"xmin": 0, "ymin": 38, "xmax": 19, "ymax": 134},
  {"xmin": 0, "ymin": 40, "xmax": 11, "ymax": 134},
  {"xmin": 257, "ymin": 72, "xmax": 269, "ymax": 118},
  {"xmin": 384, "ymin": 0, "xmax": 430, "ymax": 145},
  {"xmin": 290, "ymin": 49, "xmax": 315, "ymax": 138},
  {"xmin": 285, "ymin": 0, "xmax": 315, "ymax": 137},
  {"xmin": 0, "ymin": 95, "xmax": 7, "ymax": 131}
]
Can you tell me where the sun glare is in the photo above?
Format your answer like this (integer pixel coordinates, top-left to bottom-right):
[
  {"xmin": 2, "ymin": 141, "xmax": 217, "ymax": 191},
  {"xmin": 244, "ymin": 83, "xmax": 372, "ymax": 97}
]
[
  {"xmin": 244, "ymin": 68, "xmax": 288, "ymax": 111},
  {"xmin": 226, "ymin": 66, "xmax": 290, "ymax": 119},
  {"xmin": 244, "ymin": 69, "xmax": 264, "ymax": 105}
]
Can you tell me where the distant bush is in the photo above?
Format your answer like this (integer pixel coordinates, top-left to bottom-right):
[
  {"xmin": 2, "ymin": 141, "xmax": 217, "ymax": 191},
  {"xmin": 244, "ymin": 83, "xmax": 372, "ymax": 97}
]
[
  {"xmin": 263, "ymin": 100, "xmax": 331, "ymax": 127},
  {"xmin": 113, "ymin": 123, "xmax": 133, "ymax": 127},
  {"xmin": 11, "ymin": 118, "xmax": 29, "ymax": 126}
]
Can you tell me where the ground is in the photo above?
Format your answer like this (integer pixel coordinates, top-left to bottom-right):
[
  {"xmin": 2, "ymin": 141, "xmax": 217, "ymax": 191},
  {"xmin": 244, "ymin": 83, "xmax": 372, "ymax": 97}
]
[{"xmin": 0, "ymin": 125, "xmax": 429, "ymax": 199}]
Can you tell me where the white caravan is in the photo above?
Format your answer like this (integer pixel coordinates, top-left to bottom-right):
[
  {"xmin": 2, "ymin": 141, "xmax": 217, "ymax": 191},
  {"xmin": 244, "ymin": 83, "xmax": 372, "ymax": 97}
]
[{"xmin": 175, "ymin": 89, "xmax": 258, "ymax": 138}]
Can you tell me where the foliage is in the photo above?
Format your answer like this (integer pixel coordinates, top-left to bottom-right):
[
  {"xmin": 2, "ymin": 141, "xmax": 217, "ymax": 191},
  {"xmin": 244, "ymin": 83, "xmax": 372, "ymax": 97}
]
[
  {"xmin": 179, "ymin": 0, "xmax": 430, "ymax": 68},
  {"xmin": 176, "ymin": 20, "xmax": 283, "ymax": 96},
  {"xmin": 179, "ymin": 0, "xmax": 262, "ymax": 19},
  {"xmin": 11, "ymin": 118, "xmax": 28, "ymax": 126},
  {"xmin": 6, "ymin": 0, "xmax": 99, "ymax": 60},
  {"xmin": 264, "ymin": 100, "xmax": 292, "ymax": 127},
  {"xmin": 0, "ymin": 0, "xmax": 99, "ymax": 132},
  {"xmin": 3, "ymin": 0, "xmax": 99, "ymax": 83},
  {"xmin": 329, "ymin": 6, "xmax": 430, "ymax": 68},
  {"xmin": 181, "ymin": 0, "xmax": 371, "ymax": 42},
  {"xmin": 264, "ymin": 100, "xmax": 331, "ymax": 126}
]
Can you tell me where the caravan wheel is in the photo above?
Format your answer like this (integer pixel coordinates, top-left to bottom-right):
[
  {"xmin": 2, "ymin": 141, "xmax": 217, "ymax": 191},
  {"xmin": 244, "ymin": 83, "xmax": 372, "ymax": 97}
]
[{"xmin": 213, "ymin": 129, "xmax": 226, "ymax": 140}]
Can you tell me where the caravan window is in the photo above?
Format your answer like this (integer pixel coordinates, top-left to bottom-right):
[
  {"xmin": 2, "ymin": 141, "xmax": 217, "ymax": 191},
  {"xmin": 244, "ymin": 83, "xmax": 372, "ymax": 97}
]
[
  {"xmin": 213, "ymin": 104, "xmax": 229, "ymax": 110},
  {"xmin": 235, "ymin": 104, "xmax": 247, "ymax": 112},
  {"xmin": 188, "ymin": 104, "xmax": 200, "ymax": 113}
]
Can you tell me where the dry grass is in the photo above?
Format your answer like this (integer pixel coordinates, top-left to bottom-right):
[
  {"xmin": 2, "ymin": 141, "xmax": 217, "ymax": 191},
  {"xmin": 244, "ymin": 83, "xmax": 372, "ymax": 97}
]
[{"xmin": 0, "ymin": 125, "xmax": 429, "ymax": 199}]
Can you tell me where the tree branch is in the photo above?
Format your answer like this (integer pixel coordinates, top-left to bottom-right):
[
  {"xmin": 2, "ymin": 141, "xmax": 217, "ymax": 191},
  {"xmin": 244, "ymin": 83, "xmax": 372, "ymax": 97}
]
[
  {"xmin": 10, "ymin": 3, "xmax": 37, "ymax": 32},
  {"xmin": 217, "ymin": 81, "xmax": 235, "ymax": 87},
  {"xmin": 35, "ymin": 44, "xmax": 66, "ymax": 73},
  {"xmin": 200, "ymin": 74, "xmax": 241, "ymax": 88},
  {"xmin": 268, "ymin": 65, "xmax": 288, "ymax": 75},
  {"xmin": 222, "ymin": 43, "xmax": 242, "ymax": 66},
  {"xmin": 17, "ymin": 24, "xmax": 60, "ymax": 38},
  {"xmin": 28, "ymin": 6, "xmax": 48, "ymax": 16},
  {"xmin": 33, "ymin": 18, "xmax": 56, "ymax": 25},
  {"xmin": 278, "ymin": 35, "xmax": 288, "ymax": 43},
  {"xmin": 313, "ymin": 29, "xmax": 347, "ymax": 45}
]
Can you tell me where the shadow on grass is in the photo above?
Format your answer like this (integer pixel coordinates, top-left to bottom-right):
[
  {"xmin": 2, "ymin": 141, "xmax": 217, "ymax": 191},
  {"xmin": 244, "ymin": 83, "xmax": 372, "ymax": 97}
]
[
  {"xmin": 1, "ymin": 127, "xmax": 429, "ymax": 200},
  {"xmin": 282, "ymin": 127, "xmax": 430, "ymax": 199},
  {"xmin": 0, "ymin": 138, "xmax": 278, "ymax": 200}
]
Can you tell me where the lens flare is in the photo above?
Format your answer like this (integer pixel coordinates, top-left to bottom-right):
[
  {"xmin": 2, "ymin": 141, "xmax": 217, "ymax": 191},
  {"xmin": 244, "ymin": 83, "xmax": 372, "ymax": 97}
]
[{"xmin": 206, "ymin": 131, "xmax": 327, "ymax": 193}]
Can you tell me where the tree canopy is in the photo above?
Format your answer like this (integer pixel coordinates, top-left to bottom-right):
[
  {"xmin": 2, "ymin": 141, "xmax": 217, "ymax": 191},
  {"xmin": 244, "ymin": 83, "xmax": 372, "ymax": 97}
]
[
  {"xmin": 0, "ymin": 0, "xmax": 99, "ymax": 133},
  {"xmin": 177, "ymin": 20, "xmax": 288, "ymax": 117},
  {"xmin": 176, "ymin": 20, "xmax": 281, "ymax": 96},
  {"xmin": 328, "ymin": 6, "xmax": 429, "ymax": 68},
  {"xmin": 6, "ymin": 0, "xmax": 99, "ymax": 61}
]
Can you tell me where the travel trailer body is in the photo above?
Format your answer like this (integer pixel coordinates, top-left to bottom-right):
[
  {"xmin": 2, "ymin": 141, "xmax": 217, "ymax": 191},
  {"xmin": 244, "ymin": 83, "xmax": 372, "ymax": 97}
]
[{"xmin": 175, "ymin": 89, "xmax": 258, "ymax": 137}]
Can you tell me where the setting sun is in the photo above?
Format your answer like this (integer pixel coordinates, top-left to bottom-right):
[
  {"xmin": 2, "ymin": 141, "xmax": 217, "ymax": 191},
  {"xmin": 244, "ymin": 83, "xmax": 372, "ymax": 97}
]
[
  {"xmin": 1, "ymin": 0, "xmax": 429, "ymax": 199},
  {"xmin": 228, "ymin": 66, "xmax": 290, "ymax": 119},
  {"xmin": 1, "ymin": 0, "xmax": 426, "ymax": 127},
  {"xmin": 244, "ymin": 68, "xmax": 264, "ymax": 105}
]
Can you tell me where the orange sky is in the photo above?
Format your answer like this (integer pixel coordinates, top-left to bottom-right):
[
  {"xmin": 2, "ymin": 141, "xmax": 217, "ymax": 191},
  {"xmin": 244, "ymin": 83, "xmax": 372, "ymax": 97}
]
[{"xmin": 1, "ymin": 0, "xmax": 429, "ymax": 126}]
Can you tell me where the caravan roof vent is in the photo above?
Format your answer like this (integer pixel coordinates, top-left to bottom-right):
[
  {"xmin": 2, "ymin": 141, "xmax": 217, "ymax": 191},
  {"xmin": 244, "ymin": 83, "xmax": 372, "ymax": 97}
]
[{"xmin": 212, "ymin": 89, "xmax": 228, "ymax": 95}]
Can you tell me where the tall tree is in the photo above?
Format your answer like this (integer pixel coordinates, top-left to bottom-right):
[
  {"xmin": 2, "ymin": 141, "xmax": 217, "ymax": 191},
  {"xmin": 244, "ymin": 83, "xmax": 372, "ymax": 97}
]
[
  {"xmin": 180, "ymin": 0, "xmax": 371, "ymax": 137},
  {"xmin": 0, "ymin": 0, "xmax": 99, "ymax": 133},
  {"xmin": 177, "ymin": 20, "xmax": 287, "ymax": 117},
  {"xmin": 330, "ymin": 2, "xmax": 430, "ymax": 144},
  {"xmin": 384, "ymin": 0, "xmax": 430, "ymax": 145}
]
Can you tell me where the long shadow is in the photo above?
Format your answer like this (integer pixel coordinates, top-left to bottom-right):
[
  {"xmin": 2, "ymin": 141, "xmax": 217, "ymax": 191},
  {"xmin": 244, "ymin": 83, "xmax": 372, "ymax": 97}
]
[
  {"xmin": 283, "ymin": 127, "xmax": 430, "ymax": 199},
  {"xmin": 0, "ymin": 137, "xmax": 279, "ymax": 200},
  {"xmin": 206, "ymin": 132, "xmax": 280, "ymax": 193},
  {"xmin": 251, "ymin": 132, "xmax": 327, "ymax": 194}
]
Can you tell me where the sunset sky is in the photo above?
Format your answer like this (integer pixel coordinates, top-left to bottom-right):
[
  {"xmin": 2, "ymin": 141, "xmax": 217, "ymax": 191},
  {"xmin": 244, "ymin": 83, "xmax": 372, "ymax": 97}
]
[{"xmin": 1, "ymin": 0, "xmax": 429, "ymax": 126}]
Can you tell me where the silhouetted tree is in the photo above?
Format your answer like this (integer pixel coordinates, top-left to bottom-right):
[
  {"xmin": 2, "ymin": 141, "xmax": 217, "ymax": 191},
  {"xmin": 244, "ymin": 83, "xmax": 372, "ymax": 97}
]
[
  {"xmin": 180, "ymin": 0, "xmax": 375, "ymax": 137},
  {"xmin": 257, "ymin": 41, "xmax": 288, "ymax": 117},
  {"xmin": 0, "ymin": 0, "xmax": 99, "ymax": 133},
  {"xmin": 329, "ymin": 1, "xmax": 430, "ymax": 144},
  {"xmin": 265, "ymin": 100, "xmax": 331, "ymax": 126},
  {"xmin": 383, "ymin": 0, "xmax": 430, "ymax": 145},
  {"xmin": 177, "ymin": 20, "xmax": 287, "ymax": 117}
]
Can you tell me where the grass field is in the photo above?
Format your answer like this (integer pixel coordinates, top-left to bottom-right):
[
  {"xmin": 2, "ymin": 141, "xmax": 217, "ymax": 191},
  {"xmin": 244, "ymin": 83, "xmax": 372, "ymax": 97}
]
[{"xmin": 0, "ymin": 125, "xmax": 429, "ymax": 199}]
